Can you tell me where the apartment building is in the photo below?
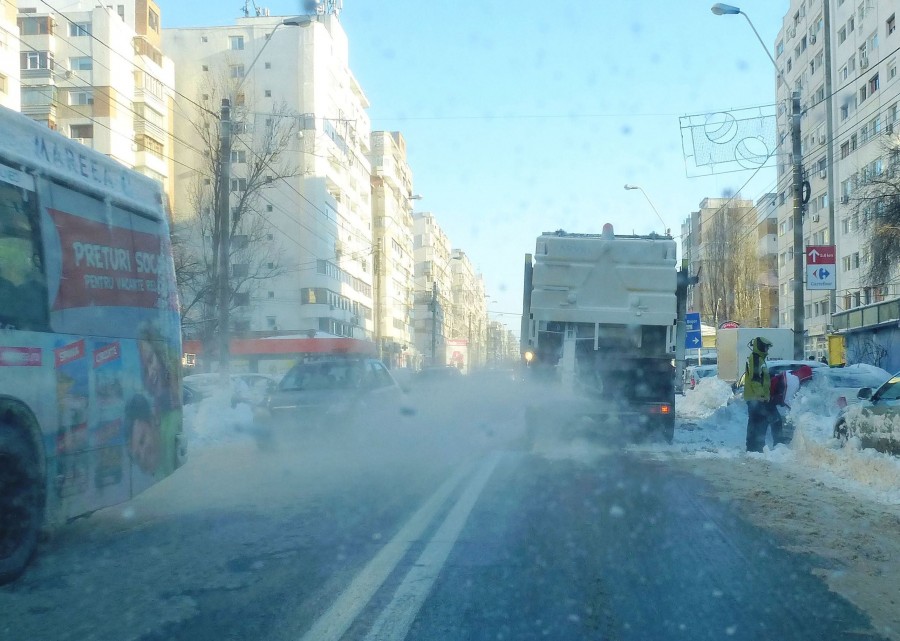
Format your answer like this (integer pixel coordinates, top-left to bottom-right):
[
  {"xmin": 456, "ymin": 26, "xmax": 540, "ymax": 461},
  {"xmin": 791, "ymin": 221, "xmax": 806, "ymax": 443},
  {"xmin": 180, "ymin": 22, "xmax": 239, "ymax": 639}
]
[
  {"xmin": 449, "ymin": 249, "xmax": 487, "ymax": 369},
  {"xmin": 681, "ymin": 197, "xmax": 757, "ymax": 324},
  {"xmin": 17, "ymin": 0, "xmax": 175, "ymax": 205},
  {"xmin": 164, "ymin": 9, "xmax": 374, "ymax": 340},
  {"xmin": 1, "ymin": 0, "xmax": 20, "ymax": 110},
  {"xmin": 775, "ymin": 0, "xmax": 900, "ymax": 357},
  {"xmin": 413, "ymin": 212, "xmax": 453, "ymax": 367},
  {"xmin": 370, "ymin": 131, "xmax": 416, "ymax": 367}
]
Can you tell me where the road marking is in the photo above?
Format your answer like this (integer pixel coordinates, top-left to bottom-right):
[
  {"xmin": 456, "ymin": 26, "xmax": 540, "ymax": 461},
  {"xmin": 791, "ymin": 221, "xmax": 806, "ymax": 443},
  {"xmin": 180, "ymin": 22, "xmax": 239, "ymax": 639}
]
[
  {"xmin": 363, "ymin": 451, "xmax": 503, "ymax": 641},
  {"xmin": 298, "ymin": 459, "xmax": 474, "ymax": 641}
]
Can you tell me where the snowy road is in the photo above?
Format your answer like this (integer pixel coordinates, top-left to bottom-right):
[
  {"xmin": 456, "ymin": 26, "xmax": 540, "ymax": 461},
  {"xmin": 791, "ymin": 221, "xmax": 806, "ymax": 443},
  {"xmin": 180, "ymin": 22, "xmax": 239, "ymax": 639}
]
[{"xmin": 1, "ymin": 378, "xmax": 899, "ymax": 640}]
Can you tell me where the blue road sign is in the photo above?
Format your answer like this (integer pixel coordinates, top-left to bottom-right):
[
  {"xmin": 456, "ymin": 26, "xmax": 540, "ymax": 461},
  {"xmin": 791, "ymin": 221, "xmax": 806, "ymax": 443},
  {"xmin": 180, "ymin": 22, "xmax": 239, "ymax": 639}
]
[
  {"xmin": 685, "ymin": 330, "xmax": 702, "ymax": 349},
  {"xmin": 685, "ymin": 312, "xmax": 701, "ymax": 333}
]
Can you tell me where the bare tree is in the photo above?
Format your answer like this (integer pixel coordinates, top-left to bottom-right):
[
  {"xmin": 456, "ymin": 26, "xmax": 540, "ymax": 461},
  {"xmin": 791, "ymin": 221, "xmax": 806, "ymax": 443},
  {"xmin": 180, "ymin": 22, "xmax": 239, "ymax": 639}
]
[
  {"xmin": 852, "ymin": 139, "xmax": 900, "ymax": 290},
  {"xmin": 175, "ymin": 69, "xmax": 299, "ymax": 350},
  {"xmin": 699, "ymin": 203, "xmax": 761, "ymax": 325}
]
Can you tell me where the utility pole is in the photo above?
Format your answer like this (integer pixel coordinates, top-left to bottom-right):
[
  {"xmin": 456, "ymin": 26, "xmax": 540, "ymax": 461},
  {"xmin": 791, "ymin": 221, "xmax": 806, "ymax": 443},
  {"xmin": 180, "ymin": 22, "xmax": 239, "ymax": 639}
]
[
  {"xmin": 216, "ymin": 98, "xmax": 233, "ymax": 376},
  {"xmin": 430, "ymin": 281, "xmax": 438, "ymax": 366},
  {"xmin": 374, "ymin": 237, "xmax": 382, "ymax": 362},
  {"xmin": 791, "ymin": 90, "xmax": 805, "ymax": 359},
  {"xmin": 823, "ymin": 0, "xmax": 837, "ymax": 329}
]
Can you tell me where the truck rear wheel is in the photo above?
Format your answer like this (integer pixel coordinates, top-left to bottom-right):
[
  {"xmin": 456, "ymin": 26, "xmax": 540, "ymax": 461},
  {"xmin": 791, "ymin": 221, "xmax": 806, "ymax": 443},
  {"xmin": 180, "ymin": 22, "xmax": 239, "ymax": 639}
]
[{"xmin": 0, "ymin": 427, "xmax": 43, "ymax": 584}]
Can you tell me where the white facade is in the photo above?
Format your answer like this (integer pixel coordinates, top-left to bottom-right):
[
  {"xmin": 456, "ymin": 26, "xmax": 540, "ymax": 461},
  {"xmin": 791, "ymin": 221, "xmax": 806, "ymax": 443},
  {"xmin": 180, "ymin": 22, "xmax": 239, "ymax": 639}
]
[
  {"xmin": 164, "ymin": 12, "xmax": 374, "ymax": 339},
  {"xmin": 449, "ymin": 249, "xmax": 487, "ymax": 368},
  {"xmin": 775, "ymin": 0, "xmax": 900, "ymax": 354},
  {"xmin": 1, "ymin": 1, "xmax": 20, "ymax": 110},
  {"xmin": 413, "ymin": 212, "xmax": 453, "ymax": 366},
  {"xmin": 369, "ymin": 131, "xmax": 415, "ymax": 367},
  {"xmin": 16, "ymin": 0, "xmax": 174, "ymax": 203}
]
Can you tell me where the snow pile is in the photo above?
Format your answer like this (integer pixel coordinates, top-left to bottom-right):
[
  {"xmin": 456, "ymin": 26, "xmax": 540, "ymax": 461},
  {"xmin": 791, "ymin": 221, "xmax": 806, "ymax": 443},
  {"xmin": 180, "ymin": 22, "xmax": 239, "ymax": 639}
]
[
  {"xmin": 788, "ymin": 407, "xmax": 900, "ymax": 503},
  {"xmin": 673, "ymin": 378, "xmax": 746, "ymax": 455},
  {"xmin": 675, "ymin": 377, "xmax": 734, "ymax": 420},
  {"xmin": 183, "ymin": 391, "xmax": 255, "ymax": 447}
]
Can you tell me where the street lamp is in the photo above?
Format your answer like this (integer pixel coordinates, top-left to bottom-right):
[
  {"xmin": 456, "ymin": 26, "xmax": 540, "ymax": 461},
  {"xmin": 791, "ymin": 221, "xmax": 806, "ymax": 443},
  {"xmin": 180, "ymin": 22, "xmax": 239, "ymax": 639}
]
[
  {"xmin": 711, "ymin": 3, "xmax": 805, "ymax": 359},
  {"xmin": 216, "ymin": 16, "xmax": 314, "ymax": 375},
  {"xmin": 623, "ymin": 184, "xmax": 669, "ymax": 234}
]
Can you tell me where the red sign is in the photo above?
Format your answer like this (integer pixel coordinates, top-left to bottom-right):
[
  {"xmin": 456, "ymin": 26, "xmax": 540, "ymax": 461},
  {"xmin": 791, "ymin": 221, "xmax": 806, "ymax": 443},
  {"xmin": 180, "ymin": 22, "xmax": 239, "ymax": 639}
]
[
  {"xmin": 0, "ymin": 346, "xmax": 43, "ymax": 367},
  {"xmin": 806, "ymin": 245, "xmax": 836, "ymax": 265},
  {"xmin": 55, "ymin": 339, "xmax": 85, "ymax": 367},
  {"xmin": 719, "ymin": 321, "xmax": 740, "ymax": 329},
  {"xmin": 93, "ymin": 342, "xmax": 121, "ymax": 367},
  {"xmin": 47, "ymin": 208, "xmax": 177, "ymax": 312}
]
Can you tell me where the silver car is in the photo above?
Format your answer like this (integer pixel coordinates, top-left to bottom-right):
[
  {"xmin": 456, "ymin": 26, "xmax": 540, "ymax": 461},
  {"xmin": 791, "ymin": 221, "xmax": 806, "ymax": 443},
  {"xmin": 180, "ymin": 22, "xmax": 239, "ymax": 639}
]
[{"xmin": 267, "ymin": 358, "xmax": 408, "ymax": 428}]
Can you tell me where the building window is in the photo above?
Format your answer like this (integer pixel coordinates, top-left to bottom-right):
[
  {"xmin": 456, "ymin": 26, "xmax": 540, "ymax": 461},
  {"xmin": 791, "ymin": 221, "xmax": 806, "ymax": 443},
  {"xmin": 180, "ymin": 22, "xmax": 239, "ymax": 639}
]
[
  {"xmin": 201, "ymin": 35, "xmax": 208, "ymax": 43},
  {"xmin": 841, "ymin": 141, "xmax": 850, "ymax": 158},
  {"xmin": 230, "ymin": 178, "xmax": 247, "ymax": 192},
  {"xmin": 268, "ymin": 291, "xmax": 275, "ymax": 299},
  {"xmin": 890, "ymin": 14, "xmax": 897, "ymax": 36},
  {"xmin": 264, "ymin": 62, "xmax": 271, "ymax": 69},
  {"xmin": 839, "ymin": 26, "xmax": 847, "ymax": 43},
  {"xmin": 0, "ymin": 74, "xmax": 6, "ymax": 95},
  {"xmin": 230, "ymin": 64, "xmax": 245, "ymax": 78},
  {"xmin": 135, "ymin": 134, "xmax": 164, "ymax": 158},
  {"xmin": 265, "ymin": 89, "xmax": 272, "ymax": 97},
  {"xmin": 21, "ymin": 51, "xmax": 53, "ymax": 70},
  {"xmin": 148, "ymin": 8, "xmax": 159, "ymax": 33},
  {"xmin": 860, "ymin": 84, "xmax": 868, "ymax": 103},
  {"xmin": 869, "ymin": 73, "xmax": 880, "ymax": 95},
  {"xmin": 266, "ymin": 204, "xmax": 273, "ymax": 212},
  {"xmin": 266, "ymin": 316, "xmax": 277, "ymax": 329},
  {"xmin": 69, "ymin": 123, "xmax": 93, "ymax": 139},
  {"xmin": 69, "ymin": 22, "xmax": 91, "ymax": 37},
  {"xmin": 69, "ymin": 56, "xmax": 93, "ymax": 71},
  {"xmin": 230, "ymin": 36, "xmax": 244, "ymax": 50},
  {"xmin": 68, "ymin": 90, "xmax": 93, "ymax": 106},
  {"xmin": 842, "ymin": 256, "xmax": 851, "ymax": 271}
]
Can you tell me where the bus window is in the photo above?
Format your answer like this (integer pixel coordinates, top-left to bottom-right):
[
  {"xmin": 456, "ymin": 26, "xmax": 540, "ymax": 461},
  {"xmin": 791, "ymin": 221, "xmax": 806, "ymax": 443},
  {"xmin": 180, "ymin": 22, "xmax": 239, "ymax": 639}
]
[{"xmin": 0, "ymin": 182, "xmax": 49, "ymax": 331}]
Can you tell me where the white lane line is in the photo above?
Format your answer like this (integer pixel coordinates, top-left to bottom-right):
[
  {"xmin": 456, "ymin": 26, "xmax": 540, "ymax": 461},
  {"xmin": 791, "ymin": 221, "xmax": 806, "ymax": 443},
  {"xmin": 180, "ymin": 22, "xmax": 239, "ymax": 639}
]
[
  {"xmin": 363, "ymin": 451, "xmax": 503, "ymax": 641},
  {"xmin": 298, "ymin": 460, "xmax": 474, "ymax": 641}
]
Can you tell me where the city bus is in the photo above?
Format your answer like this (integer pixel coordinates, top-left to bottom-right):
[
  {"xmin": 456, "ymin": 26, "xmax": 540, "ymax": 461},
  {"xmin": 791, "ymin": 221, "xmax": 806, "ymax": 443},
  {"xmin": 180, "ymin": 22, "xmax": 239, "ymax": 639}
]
[{"xmin": 0, "ymin": 105, "xmax": 184, "ymax": 582}]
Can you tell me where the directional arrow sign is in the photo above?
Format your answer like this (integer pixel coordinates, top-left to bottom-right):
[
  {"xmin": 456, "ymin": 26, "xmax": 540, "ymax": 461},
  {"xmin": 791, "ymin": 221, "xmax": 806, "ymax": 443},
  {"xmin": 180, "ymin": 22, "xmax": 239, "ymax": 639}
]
[
  {"xmin": 806, "ymin": 245, "xmax": 835, "ymax": 265},
  {"xmin": 685, "ymin": 330, "xmax": 702, "ymax": 349}
]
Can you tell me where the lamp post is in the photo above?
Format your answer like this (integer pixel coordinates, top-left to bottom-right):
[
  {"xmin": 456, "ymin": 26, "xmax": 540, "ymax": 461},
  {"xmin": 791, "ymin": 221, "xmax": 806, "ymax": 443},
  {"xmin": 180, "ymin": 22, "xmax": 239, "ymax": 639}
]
[
  {"xmin": 216, "ymin": 16, "xmax": 313, "ymax": 376},
  {"xmin": 623, "ymin": 184, "xmax": 670, "ymax": 235},
  {"xmin": 712, "ymin": 3, "xmax": 805, "ymax": 359}
]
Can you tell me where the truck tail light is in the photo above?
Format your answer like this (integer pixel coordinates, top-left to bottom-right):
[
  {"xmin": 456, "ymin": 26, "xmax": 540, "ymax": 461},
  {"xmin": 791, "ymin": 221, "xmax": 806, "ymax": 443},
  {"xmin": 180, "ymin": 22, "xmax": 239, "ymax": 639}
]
[{"xmin": 648, "ymin": 404, "xmax": 672, "ymax": 415}]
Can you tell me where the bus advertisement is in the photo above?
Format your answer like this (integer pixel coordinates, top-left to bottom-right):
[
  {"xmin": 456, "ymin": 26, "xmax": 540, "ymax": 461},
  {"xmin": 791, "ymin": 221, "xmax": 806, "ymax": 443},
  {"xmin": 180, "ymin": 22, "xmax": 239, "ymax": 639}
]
[{"xmin": 0, "ymin": 105, "xmax": 184, "ymax": 582}]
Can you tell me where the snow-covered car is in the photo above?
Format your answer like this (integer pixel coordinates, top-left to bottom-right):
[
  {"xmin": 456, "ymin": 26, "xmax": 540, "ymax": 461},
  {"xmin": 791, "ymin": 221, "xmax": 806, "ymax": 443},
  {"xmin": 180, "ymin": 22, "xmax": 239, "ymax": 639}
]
[
  {"xmin": 833, "ymin": 371, "xmax": 900, "ymax": 453},
  {"xmin": 183, "ymin": 372, "xmax": 280, "ymax": 408},
  {"xmin": 230, "ymin": 373, "xmax": 280, "ymax": 408},
  {"xmin": 811, "ymin": 364, "xmax": 892, "ymax": 412},
  {"xmin": 684, "ymin": 364, "xmax": 717, "ymax": 391},
  {"xmin": 266, "ymin": 358, "xmax": 410, "ymax": 428}
]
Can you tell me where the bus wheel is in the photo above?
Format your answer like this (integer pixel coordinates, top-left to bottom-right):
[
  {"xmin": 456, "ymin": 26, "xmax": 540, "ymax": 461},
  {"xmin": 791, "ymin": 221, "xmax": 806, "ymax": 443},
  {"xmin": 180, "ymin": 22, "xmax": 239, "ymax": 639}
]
[{"xmin": 0, "ymin": 428, "xmax": 43, "ymax": 584}]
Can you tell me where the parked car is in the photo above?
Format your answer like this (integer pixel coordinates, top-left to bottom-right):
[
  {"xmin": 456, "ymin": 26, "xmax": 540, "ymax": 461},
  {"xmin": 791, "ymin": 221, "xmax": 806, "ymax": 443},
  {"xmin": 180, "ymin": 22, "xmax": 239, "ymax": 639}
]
[
  {"xmin": 183, "ymin": 372, "xmax": 281, "ymax": 408},
  {"xmin": 811, "ymin": 364, "xmax": 892, "ymax": 412},
  {"xmin": 230, "ymin": 373, "xmax": 280, "ymax": 408},
  {"xmin": 683, "ymin": 364, "xmax": 718, "ymax": 391},
  {"xmin": 833, "ymin": 371, "xmax": 900, "ymax": 454},
  {"xmin": 266, "ymin": 358, "xmax": 409, "ymax": 428}
]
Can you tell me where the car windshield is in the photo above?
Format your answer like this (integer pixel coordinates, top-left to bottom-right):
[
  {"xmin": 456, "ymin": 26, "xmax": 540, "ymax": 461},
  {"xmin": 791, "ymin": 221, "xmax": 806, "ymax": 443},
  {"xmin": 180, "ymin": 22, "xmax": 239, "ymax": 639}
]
[
  {"xmin": 280, "ymin": 362, "xmax": 364, "ymax": 391},
  {"xmin": 7, "ymin": 4, "xmax": 900, "ymax": 641}
]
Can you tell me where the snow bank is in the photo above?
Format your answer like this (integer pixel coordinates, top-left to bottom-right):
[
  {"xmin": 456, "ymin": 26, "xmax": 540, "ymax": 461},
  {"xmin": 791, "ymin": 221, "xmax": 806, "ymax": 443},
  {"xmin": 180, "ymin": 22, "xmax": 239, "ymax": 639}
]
[
  {"xmin": 182, "ymin": 391, "xmax": 256, "ymax": 448},
  {"xmin": 675, "ymin": 377, "xmax": 735, "ymax": 421},
  {"xmin": 668, "ymin": 374, "xmax": 900, "ymax": 505}
]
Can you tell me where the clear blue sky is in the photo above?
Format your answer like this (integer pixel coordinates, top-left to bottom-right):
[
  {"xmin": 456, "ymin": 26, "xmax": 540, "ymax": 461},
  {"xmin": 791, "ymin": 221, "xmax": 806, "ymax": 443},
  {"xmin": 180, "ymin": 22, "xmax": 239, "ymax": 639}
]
[{"xmin": 160, "ymin": 0, "xmax": 785, "ymax": 329}]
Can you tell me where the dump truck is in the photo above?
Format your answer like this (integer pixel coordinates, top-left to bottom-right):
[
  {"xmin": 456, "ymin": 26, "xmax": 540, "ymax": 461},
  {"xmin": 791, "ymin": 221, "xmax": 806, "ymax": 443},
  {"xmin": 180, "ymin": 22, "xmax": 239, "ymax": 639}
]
[{"xmin": 520, "ymin": 225, "xmax": 681, "ymax": 443}]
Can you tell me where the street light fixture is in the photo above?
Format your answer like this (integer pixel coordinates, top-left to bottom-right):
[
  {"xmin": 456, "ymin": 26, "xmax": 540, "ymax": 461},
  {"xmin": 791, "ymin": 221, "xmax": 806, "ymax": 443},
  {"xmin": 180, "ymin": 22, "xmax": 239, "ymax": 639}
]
[
  {"xmin": 623, "ymin": 184, "xmax": 669, "ymax": 234},
  {"xmin": 711, "ymin": 3, "xmax": 805, "ymax": 359},
  {"xmin": 216, "ymin": 15, "xmax": 314, "ymax": 376}
]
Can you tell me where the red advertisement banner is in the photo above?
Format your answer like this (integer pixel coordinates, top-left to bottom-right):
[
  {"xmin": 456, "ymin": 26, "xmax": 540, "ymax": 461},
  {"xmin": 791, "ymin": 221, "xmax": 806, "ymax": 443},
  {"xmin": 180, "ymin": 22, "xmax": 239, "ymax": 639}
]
[
  {"xmin": 47, "ymin": 208, "xmax": 176, "ymax": 311},
  {"xmin": 0, "ymin": 346, "xmax": 43, "ymax": 367}
]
